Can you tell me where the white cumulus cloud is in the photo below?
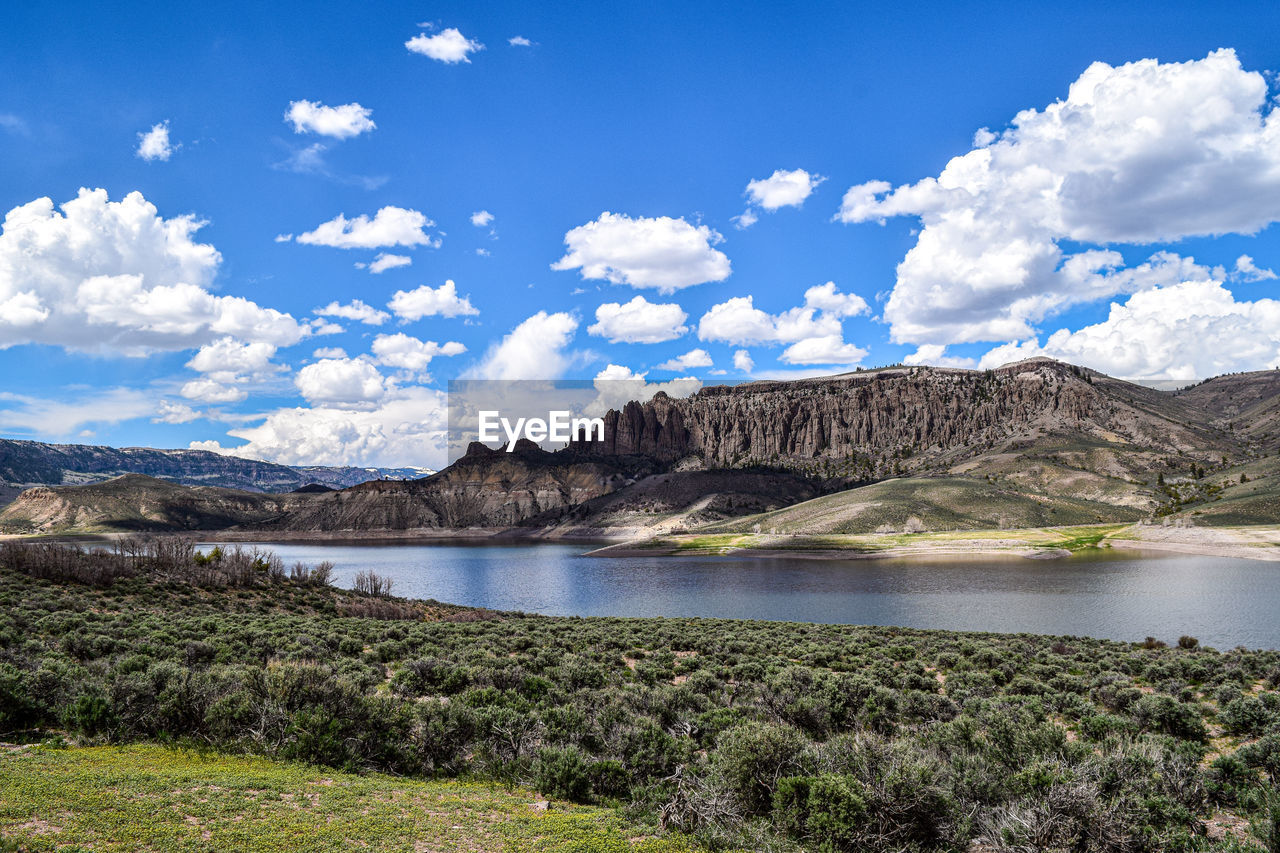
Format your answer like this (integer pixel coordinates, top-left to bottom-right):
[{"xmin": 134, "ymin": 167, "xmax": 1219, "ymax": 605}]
[
  {"xmin": 587, "ymin": 295, "xmax": 689, "ymax": 343},
  {"xmin": 552, "ymin": 212, "xmax": 731, "ymax": 293},
  {"xmin": 355, "ymin": 253, "xmax": 412, "ymax": 274},
  {"xmin": 0, "ymin": 189, "xmax": 308, "ymax": 354},
  {"xmin": 978, "ymin": 278, "xmax": 1280, "ymax": 381},
  {"xmin": 839, "ymin": 49, "xmax": 1280, "ymax": 347},
  {"xmin": 406, "ymin": 28, "xmax": 483, "ymax": 63},
  {"xmin": 371, "ymin": 332, "xmax": 466, "ymax": 375},
  {"xmin": 735, "ymin": 168, "xmax": 824, "ymax": 227},
  {"xmin": 388, "ymin": 280, "xmax": 479, "ymax": 320},
  {"xmin": 470, "ymin": 210, "xmax": 494, "ymax": 227},
  {"xmin": 295, "ymin": 357, "xmax": 389, "ymax": 406},
  {"xmin": 654, "ymin": 348, "xmax": 713, "ymax": 371},
  {"xmin": 297, "ymin": 206, "xmax": 440, "ymax": 250},
  {"xmin": 733, "ymin": 349, "xmax": 754, "ymax": 372},
  {"xmin": 315, "ymin": 299, "xmax": 390, "ymax": 326},
  {"xmin": 136, "ymin": 121, "xmax": 174, "ymax": 161},
  {"xmin": 285, "ymin": 100, "xmax": 376, "ymax": 138},
  {"xmin": 470, "ymin": 311, "xmax": 578, "ymax": 379},
  {"xmin": 698, "ymin": 282, "xmax": 868, "ymax": 346},
  {"xmin": 199, "ymin": 386, "xmax": 449, "ymax": 468}
]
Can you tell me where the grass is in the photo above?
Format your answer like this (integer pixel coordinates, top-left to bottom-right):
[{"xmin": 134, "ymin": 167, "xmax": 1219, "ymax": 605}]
[
  {"xmin": 638, "ymin": 523, "xmax": 1134, "ymax": 557},
  {"xmin": 0, "ymin": 744, "xmax": 701, "ymax": 853}
]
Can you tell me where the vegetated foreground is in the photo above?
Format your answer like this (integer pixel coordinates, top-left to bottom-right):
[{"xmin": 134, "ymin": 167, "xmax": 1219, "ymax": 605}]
[
  {"xmin": 2, "ymin": 539, "xmax": 1280, "ymax": 852},
  {"xmin": 0, "ymin": 744, "xmax": 692, "ymax": 853}
]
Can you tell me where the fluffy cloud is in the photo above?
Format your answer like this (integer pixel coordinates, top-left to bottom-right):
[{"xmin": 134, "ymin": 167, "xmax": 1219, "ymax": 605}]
[
  {"xmin": 470, "ymin": 210, "xmax": 494, "ymax": 227},
  {"xmin": 295, "ymin": 357, "xmax": 388, "ymax": 405},
  {"xmin": 470, "ymin": 311, "xmax": 578, "ymax": 379},
  {"xmin": 356, "ymin": 253, "xmax": 412, "ymax": 275},
  {"xmin": 312, "ymin": 347, "xmax": 347, "ymax": 359},
  {"xmin": 186, "ymin": 337, "xmax": 280, "ymax": 378},
  {"xmin": 978, "ymin": 278, "xmax": 1280, "ymax": 380},
  {"xmin": 587, "ymin": 364, "xmax": 701, "ymax": 415},
  {"xmin": 779, "ymin": 336, "xmax": 868, "ymax": 366},
  {"xmin": 552, "ymin": 212, "xmax": 731, "ymax": 293},
  {"xmin": 735, "ymin": 168, "xmax": 824, "ymax": 227},
  {"xmin": 733, "ymin": 349, "xmax": 754, "ymax": 372},
  {"xmin": 587, "ymin": 296, "xmax": 689, "ymax": 343},
  {"xmin": 136, "ymin": 121, "xmax": 174, "ymax": 161},
  {"xmin": 902, "ymin": 344, "xmax": 977, "ymax": 369},
  {"xmin": 200, "ymin": 386, "xmax": 449, "ymax": 468},
  {"xmin": 0, "ymin": 189, "xmax": 308, "ymax": 354},
  {"xmin": 153, "ymin": 400, "xmax": 200, "ymax": 424},
  {"xmin": 839, "ymin": 49, "xmax": 1280, "ymax": 346},
  {"xmin": 285, "ymin": 100, "xmax": 375, "ymax": 138},
  {"xmin": 698, "ymin": 282, "xmax": 868, "ymax": 347},
  {"xmin": 508, "ymin": 36, "xmax": 532, "ymax": 47},
  {"xmin": 181, "ymin": 378, "xmax": 248, "ymax": 404},
  {"xmin": 388, "ymin": 280, "xmax": 479, "ymax": 320},
  {"xmin": 297, "ymin": 206, "xmax": 439, "ymax": 250},
  {"xmin": 1233, "ymin": 254, "xmax": 1277, "ymax": 282},
  {"xmin": 315, "ymin": 300, "xmax": 390, "ymax": 325},
  {"xmin": 406, "ymin": 28, "xmax": 483, "ymax": 63},
  {"xmin": 371, "ymin": 333, "xmax": 466, "ymax": 374},
  {"xmin": 654, "ymin": 348, "xmax": 713, "ymax": 371}
]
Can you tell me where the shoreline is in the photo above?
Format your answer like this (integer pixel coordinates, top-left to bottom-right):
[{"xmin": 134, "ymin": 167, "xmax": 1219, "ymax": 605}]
[{"xmin": 7, "ymin": 522, "xmax": 1280, "ymax": 563}]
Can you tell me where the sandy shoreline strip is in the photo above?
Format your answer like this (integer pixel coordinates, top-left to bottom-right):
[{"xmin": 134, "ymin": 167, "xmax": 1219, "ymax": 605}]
[{"xmin": 7, "ymin": 523, "xmax": 1280, "ymax": 562}]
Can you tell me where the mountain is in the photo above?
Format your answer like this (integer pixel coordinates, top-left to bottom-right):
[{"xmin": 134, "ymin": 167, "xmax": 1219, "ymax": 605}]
[
  {"xmin": 6, "ymin": 359, "xmax": 1280, "ymax": 536},
  {"xmin": 0, "ymin": 474, "xmax": 320, "ymax": 534},
  {"xmin": 246, "ymin": 440, "xmax": 660, "ymax": 532},
  {"xmin": 0, "ymin": 438, "xmax": 432, "ymax": 510}
]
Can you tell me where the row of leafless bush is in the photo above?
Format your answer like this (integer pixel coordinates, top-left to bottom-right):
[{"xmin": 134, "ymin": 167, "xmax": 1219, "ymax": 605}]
[{"xmin": 0, "ymin": 536, "xmax": 335, "ymax": 589}]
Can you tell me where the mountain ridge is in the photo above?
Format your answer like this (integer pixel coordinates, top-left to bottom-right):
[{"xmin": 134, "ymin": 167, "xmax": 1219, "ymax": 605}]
[{"xmin": 5, "ymin": 359, "xmax": 1280, "ymax": 536}]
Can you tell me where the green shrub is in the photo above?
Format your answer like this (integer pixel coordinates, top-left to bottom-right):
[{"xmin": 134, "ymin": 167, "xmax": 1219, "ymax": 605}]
[
  {"xmin": 714, "ymin": 721, "xmax": 806, "ymax": 815},
  {"xmin": 535, "ymin": 745, "xmax": 592, "ymax": 803},
  {"xmin": 772, "ymin": 774, "xmax": 868, "ymax": 851}
]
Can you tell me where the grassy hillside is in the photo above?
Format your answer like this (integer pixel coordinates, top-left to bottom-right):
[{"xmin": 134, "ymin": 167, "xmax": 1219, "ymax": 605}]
[
  {"xmin": 2, "ymin": 540, "xmax": 1280, "ymax": 851},
  {"xmin": 700, "ymin": 476, "xmax": 1141, "ymax": 536},
  {"xmin": 0, "ymin": 745, "xmax": 692, "ymax": 852}
]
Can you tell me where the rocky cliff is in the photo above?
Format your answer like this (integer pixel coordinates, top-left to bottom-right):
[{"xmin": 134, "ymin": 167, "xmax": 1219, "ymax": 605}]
[
  {"xmin": 576, "ymin": 359, "xmax": 1232, "ymax": 480},
  {"xmin": 248, "ymin": 440, "xmax": 662, "ymax": 532}
]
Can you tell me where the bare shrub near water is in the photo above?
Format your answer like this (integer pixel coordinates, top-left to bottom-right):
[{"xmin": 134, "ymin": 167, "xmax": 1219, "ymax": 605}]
[
  {"xmin": 354, "ymin": 569, "xmax": 394, "ymax": 597},
  {"xmin": 0, "ymin": 536, "xmax": 334, "ymax": 590}
]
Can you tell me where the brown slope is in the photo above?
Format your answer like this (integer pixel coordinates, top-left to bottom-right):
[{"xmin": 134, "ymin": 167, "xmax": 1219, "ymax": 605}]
[
  {"xmin": 0, "ymin": 473, "xmax": 317, "ymax": 534},
  {"xmin": 249, "ymin": 440, "xmax": 661, "ymax": 532}
]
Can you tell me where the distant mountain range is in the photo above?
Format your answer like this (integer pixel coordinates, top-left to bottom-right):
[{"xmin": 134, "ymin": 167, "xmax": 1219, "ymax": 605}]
[
  {"xmin": 0, "ymin": 438, "xmax": 432, "ymax": 510},
  {"xmin": 4, "ymin": 358, "xmax": 1280, "ymax": 536}
]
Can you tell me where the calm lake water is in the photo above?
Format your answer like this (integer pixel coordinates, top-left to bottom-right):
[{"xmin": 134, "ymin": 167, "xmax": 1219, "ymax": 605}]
[{"xmin": 201, "ymin": 541, "xmax": 1280, "ymax": 650}]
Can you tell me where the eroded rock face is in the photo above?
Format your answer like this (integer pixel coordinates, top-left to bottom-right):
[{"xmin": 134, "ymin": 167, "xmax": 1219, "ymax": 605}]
[
  {"xmin": 575, "ymin": 360, "xmax": 1230, "ymax": 477},
  {"xmin": 257, "ymin": 442, "xmax": 660, "ymax": 531}
]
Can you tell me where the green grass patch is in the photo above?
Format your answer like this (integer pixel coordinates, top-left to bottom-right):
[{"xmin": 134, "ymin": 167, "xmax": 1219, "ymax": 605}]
[{"xmin": 0, "ymin": 744, "xmax": 699, "ymax": 853}]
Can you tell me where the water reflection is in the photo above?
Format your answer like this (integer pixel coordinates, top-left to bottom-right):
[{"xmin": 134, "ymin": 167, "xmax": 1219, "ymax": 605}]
[{"xmin": 201, "ymin": 541, "xmax": 1280, "ymax": 650}]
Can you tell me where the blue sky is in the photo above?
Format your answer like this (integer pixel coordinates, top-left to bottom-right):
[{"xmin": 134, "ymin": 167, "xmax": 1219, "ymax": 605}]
[{"xmin": 2, "ymin": 1, "xmax": 1280, "ymax": 468}]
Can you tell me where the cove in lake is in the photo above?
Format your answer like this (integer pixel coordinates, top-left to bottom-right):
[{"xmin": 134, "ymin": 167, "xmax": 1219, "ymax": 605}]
[{"xmin": 202, "ymin": 541, "xmax": 1280, "ymax": 650}]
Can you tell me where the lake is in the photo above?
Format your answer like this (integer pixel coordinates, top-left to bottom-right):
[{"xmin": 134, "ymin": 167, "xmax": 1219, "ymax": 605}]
[{"xmin": 201, "ymin": 541, "xmax": 1280, "ymax": 650}]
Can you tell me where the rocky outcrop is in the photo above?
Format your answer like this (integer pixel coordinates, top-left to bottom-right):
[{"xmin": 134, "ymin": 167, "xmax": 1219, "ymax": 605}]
[
  {"xmin": 575, "ymin": 359, "xmax": 1232, "ymax": 479},
  {"xmin": 251, "ymin": 441, "xmax": 662, "ymax": 532}
]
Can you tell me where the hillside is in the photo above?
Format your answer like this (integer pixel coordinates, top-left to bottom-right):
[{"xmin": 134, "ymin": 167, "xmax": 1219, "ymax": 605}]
[
  {"xmin": 699, "ymin": 476, "xmax": 1143, "ymax": 536},
  {"xmin": 0, "ymin": 473, "xmax": 319, "ymax": 534},
  {"xmin": 0, "ymin": 437, "xmax": 431, "ymax": 507},
  {"xmin": 248, "ymin": 440, "xmax": 663, "ymax": 532},
  {"xmin": 7, "ymin": 359, "xmax": 1280, "ymax": 536}
]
